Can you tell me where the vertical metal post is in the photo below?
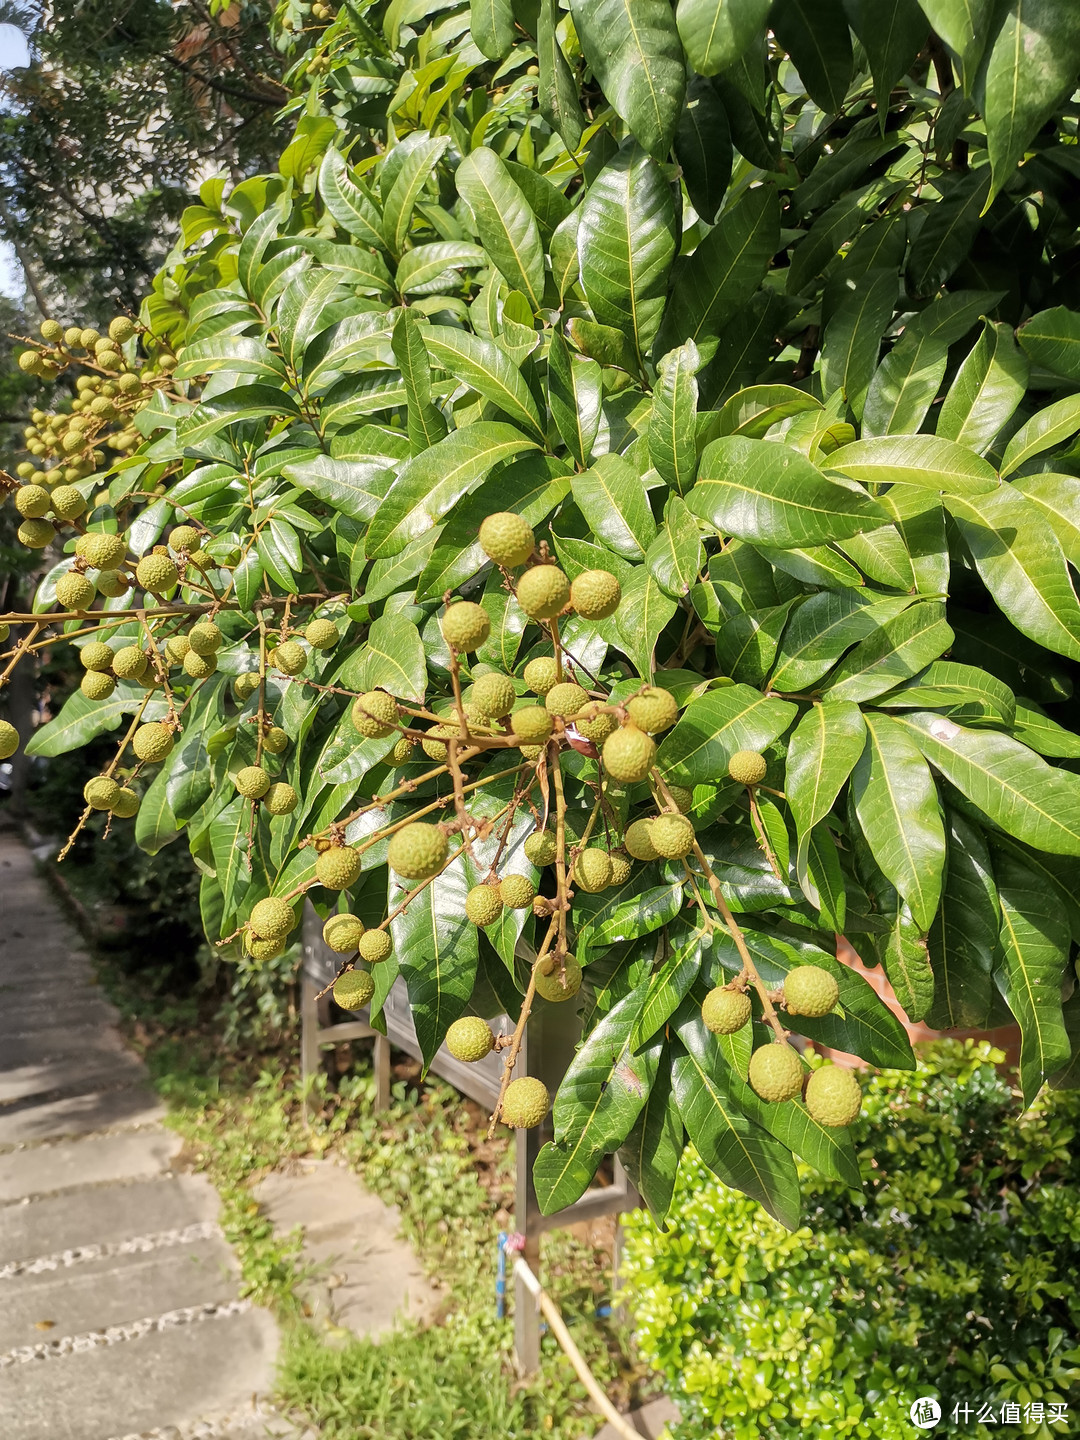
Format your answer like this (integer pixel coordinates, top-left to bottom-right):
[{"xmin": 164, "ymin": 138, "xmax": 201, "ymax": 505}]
[{"xmin": 514, "ymin": 1119, "xmax": 543, "ymax": 1376}]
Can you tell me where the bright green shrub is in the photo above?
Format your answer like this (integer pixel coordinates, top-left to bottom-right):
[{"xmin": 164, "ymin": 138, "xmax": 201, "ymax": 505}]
[{"xmin": 622, "ymin": 1044, "xmax": 1080, "ymax": 1439}]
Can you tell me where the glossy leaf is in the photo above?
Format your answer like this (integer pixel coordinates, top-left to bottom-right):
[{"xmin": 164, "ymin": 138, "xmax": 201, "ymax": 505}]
[
  {"xmin": 926, "ymin": 808, "xmax": 998, "ymax": 1029},
  {"xmin": 786, "ymin": 701, "xmax": 867, "ymax": 844},
  {"xmin": 392, "ymin": 852, "xmax": 478, "ymax": 1070},
  {"xmin": 572, "ymin": 453, "xmax": 657, "ymax": 559},
  {"xmin": 658, "ymin": 685, "xmax": 798, "ymax": 784},
  {"xmin": 649, "ymin": 341, "xmax": 700, "ymax": 492},
  {"xmin": 569, "ymin": 0, "xmax": 685, "ymax": 159},
  {"xmin": 936, "ymin": 320, "xmax": 1028, "ymax": 453},
  {"xmin": 456, "ymin": 149, "xmax": 546, "ymax": 310}
]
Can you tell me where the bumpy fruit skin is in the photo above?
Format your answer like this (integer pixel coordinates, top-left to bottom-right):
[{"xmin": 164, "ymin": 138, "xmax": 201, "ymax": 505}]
[
  {"xmin": 184, "ymin": 651, "xmax": 217, "ymax": 679},
  {"xmin": 135, "ymin": 554, "xmax": 178, "ymax": 594},
  {"xmin": 499, "ymin": 874, "xmax": 536, "ymax": 909},
  {"xmin": 516, "ymin": 565, "xmax": 570, "ymax": 620},
  {"xmin": 15, "ymin": 484, "xmax": 50, "ymax": 518},
  {"xmin": 524, "ymin": 830, "xmax": 558, "ymax": 866},
  {"xmin": 535, "ymin": 954, "xmax": 582, "ymax": 1002},
  {"xmin": 783, "ymin": 965, "xmax": 840, "ymax": 1018},
  {"xmin": 441, "ymin": 602, "xmax": 490, "ymax": 652},
  {"xmin": 81, "ymin": 642, "xmax": 115, "ymax": 672},
  {"xmin": 323, "ymin": 913, "xmax": 365, "ymax": 952},
  {"xmin": 358, "ymin": 929, "xmax": 393, "ymax": 964},
  {"xmin": 40, "ymin": 319, "xmax": 63, "ymax": 343},
  {"xmin": 263, "ymin": 727, "xmax": 288, "ymax": 754},
  {"xmin": 479, "ymin": 512, "xmax": 535, "ymax": 568},
  {"xmin": 81, "ymin": 670, "xmax": 116, "ymax": 700},
  {"xmin": 112, "ymin": 645, "xmax": 148, "ymax": 680},
  {"xmin": 570, "ymin": 569, "xmax": 621, "ymax": 620},
  {"xmin": 234, "ymin": 766, "xmax": 270, "ymax": 800},
  {"xmin": 316, "ymin": 846, "xmax": 363, "ymax": 890},
  {"xmin": 501, "ymin": 1077, "xmax": 550, "ymax": 1128},
  {"xmin": 421, "ymin": 723, "xmax": 457, "ymax": 760},
  {"xmin": 55, "ymin": 572, "xmax": 95, "ymax": 610},
  {"xmin": 111, "ymin": 787, "xmax": 140, "ymax": 819},
  {"xmin": 50, "ymin": 485, "xmax": 85, "ymax": 520},
  {"xmin": 545, "ymin": 681, "xmax": 589, "ymax": 717},
  {"xmin": 0, "ymin": 721, "xmax": 18, "ymax": 760},
  {"xmin": 246, "ymin": 934, "xmax": 284, "ymax": 962},
  {"xmin": 387, "ymin": 823, "xmax": 449, "ymax": 880},
  {"xmin": 805, "ymin": 1064, "xmax": 862, "ymax": 1127},
  {"xmin": 18, "ymin": 518, "xmax": 54, "ymax": 549},
  {"xmin": 624, "ymin": 818, "xmax": 659, "ymax": 861},
  {"xmin": 249, "ymin": 897, "xmax": 296, "ymax": 941},
  {"xmin": 333, "ymin": 970, "xmax": 375, "ymax": 1011},
  {"xmin": 748, "ymin": 1044, "xmax": 804, "ymax": 1103},
  {"xmin": 519, "ymin": 744, "xmax": 544, "ymax": 761},
  {"xmin": 702, "ymin": 987, "xmax": 752, "ymax": 1035},
  {"xmin": 352, "ymin": 690, "xmax": 399, "ymax": 738},
  {"xmin": 168, "ymin": 525, "xmax": 199, "ymax": 552},
  {"xmin": 650, "ymin": 813, "xmax": 695, "ymax": 860},
  {"xmin": 523, "ymin": 657, "xmax": 559, "ymax": 695},
  {"xmin": 263, "ymin": 782, "xmax": 298, "ymax": 816},
  {"xmin": 76, "ymin": 531, "xmax": 125, "ymax": 569},
  {"xmin": 233, "ymin": 671, "xmax": 259, "ymax": 701},
  {"xmin": 728, "ymin": 749, "xmax": 768, "ymax": 785},
  {"xmin": 446, "ymin": 1016, "xmax": 496, "ymax": 1062},
  {"xmin": 305, "ymin": 618, "xmax": 340, "ymax": 650},
  {"xmin": 666, "ymin": 784, "xmax": 694, "ymax": 814},
  {"xmin": 470, "ymin": 672, "xmax": 516, "ymax": 719},
  {"xmin": 96, "ymin": 570, "xmax": 129, "ymax": 598},
  {"xmin": 272, "ymin": 640, "xmax": 307, "ymax": 675},
  {"xmin": 573, "ymin": 849, "xmax": 613, "ymax": 893},
  {"xmin": 390, "ymin": 737, "xmax": 413, "ymax": 765},
  {"xmin": 132, "ymin": 722, "xmax": 173, "ymax": 763},
  {"xmin": 627, "ymin": 687, "xmax": 679, "ymax": 734},
  {"xmin": 511, "ymin": 706, "xmax": 553, "ymax": 744},
  {"xmin": 608, "ymin": 852, "xmax": 632, "ymax": 886},
  {"xmin": 602, "ymin": 726, "xmax": 656, "ymax": 783},
  {"xmin": 575, "ymin": 703, "xmax": 616, "ymax": 745},
  {"xmin": 466, "ymin": 885, "xmax": 504, "ymax": 927},
  {"xmin": 109, "ymin": 316, "xmax": 136, "ymax": 344},
  {"xmin": 187, "ymin": 623, "xmax": 222, "ymax": 655}
]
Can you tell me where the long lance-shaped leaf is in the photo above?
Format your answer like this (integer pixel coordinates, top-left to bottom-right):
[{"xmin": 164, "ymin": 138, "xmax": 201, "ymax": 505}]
[
  {"xmin": 926, "ymin": 808, "xmax": 998, "ymax": 1030},
  {"xmin": 658, "ymin": 684, "xmax": 798, "ymax": 785},
  {"xmin": 617, "ymin": 1060, "xmax": 684, "ymax": 1225},
  {"xmin": 649, "ymin": 341, "xmax": 700, "ymax": 492},
  {"xmin": 547, "ymin": 328, "xmax": 602, "ymax": 467},
  {"xmin": 676, "ymin": 0, "xmax": 770, "ymax": 75},
  {"xmin": 820, "ymin": 601, "xmax": 953, "ymax": 705},
  {"xmin": 318, "ymin": 150, "xmax": 385, "ymax": 250},
  {"xmin": 392, "ymin": 851, "xmax": 478, "ymax": 1070},
  {"xmin": 537, "ymin": 0, "xmax": 584, "ymax": 148},
  {"xmin": 819, "ymin": 268, "xmax": 898, "ymax": 421},
  {"xmin": 1000, "ymin": 395, "xmax": 1080, "ymax": 478},
  {"xmin": 827, "ymin": 434, "xmax": 998, "ymax": 494},
  {"xmin": 569, "ymin": 0, "xmax": 685, "ymax": 160},
  {"xmin": 770, "ymin": 0, "xmax": 852, "ymax": 112},
  {"xmin": 392, "ymin": 310, "xmax": 447, "ymax": 456},
  {"xmin": 470, "ymin": 0, "xmax": 515, "ymax": 59},
  {"xmin": 1017, "ymin": 305, "xmax": 1080, "ymax": 382},
  {"xmin": 786, "ymin": 700, "xmax": 866, "ymax": 846},
  {"xmin": 423, "ymin": 326, "xmax": 544, "ymax": 439},
  {"xmin": 456, "ymin": 149, "xmax": 546, "ymax": 310},
  {"xmin": 936, "ymin": 319, "xmax": 1028, "ymax": 454}
]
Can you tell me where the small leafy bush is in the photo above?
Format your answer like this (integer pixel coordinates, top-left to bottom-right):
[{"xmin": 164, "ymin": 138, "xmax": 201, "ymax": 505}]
[{"xmin": 621, "ymin": 1043, "xmax": 1080, "ymax": 1440}]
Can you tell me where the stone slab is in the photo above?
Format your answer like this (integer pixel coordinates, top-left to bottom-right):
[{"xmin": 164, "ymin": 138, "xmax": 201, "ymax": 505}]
[
  {"xmin": 595, "ymin": 1398, "xmax": 680, "ymax": 1440},
  {"xmin": 0, "ymin": 1082, "xmax": 165, "ymax": 1145},
  {"xmin": 0, "ymin": 1306, "xmax": 280, "ymax": 1440},
  {"xmin": 0, "ymin": 1049, "xmax": 147, "ymax": 1104},
  {"xmin": 0, "ymin": 1128, "xmax": 181, "ymax": 1201}
]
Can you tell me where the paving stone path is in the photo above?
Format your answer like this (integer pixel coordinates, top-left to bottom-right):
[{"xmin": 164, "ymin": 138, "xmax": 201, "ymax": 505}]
[{"xmin": 0, "ymin": 824, "xmax": 293, "ymax": 1440}]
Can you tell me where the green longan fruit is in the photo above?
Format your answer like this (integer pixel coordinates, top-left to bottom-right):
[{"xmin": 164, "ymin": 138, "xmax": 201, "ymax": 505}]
[
  {"xmin": 499, "ymin": 874, "xmax": 536, "ymax": 909},
  {"xmin": 358, "ymin": 929, "xmax": 393, "ymax": 964},
  {"xmin": 233, "ymin": 671, "xmax": 259, "ymax": 701},
  {"xmin": 609, "ymin": 852, "xmax": 632, "ymax": 886},
  {"xmin": 63, "ymin": 326, "xmax": 83, "ymax": 348},
  {"xmin": 545, "ymin": 681, "xmax": 589, "ymax": 717},
  {"xmin": 79, "ymin": 329, "xmax": 101, "ymax": 349},
  {"xmin": 15, "ymin": 484, "xmax": 50, "ymax": 518},
  {"xmin": 168, "ymin": 525, "xmax": 200, "ymax": 552},
  {"xmin": 421, "ymin": 723, "xmax": 460, "ymax": 761},
  {"xmin": 17, "ymin": 350, "xmax": 42, "ymax": 374},
  {"xmin": 81, "ymin": 669, "xmax": 116, "ymax": 700},
  {"xmin": 465, "ymin": 884, "xmax": 503, "ymax": 927},
  {"xmin": 305, "ymin": 618, "xmax": 340, "ymax": 649},
  {"xmin": 316, "ymin": 845, "xmax": 363, "ymax": 889},
  {"xmin": 575, "ymin": 703, "xmax": 616, "ymax": 745},
  {"xmin": 135, "ymin": 554, "xmax": 178, "ymax": 594},
  {"xmin": 478, "ymin": 512, "xmax": 535, "ymax": 568},
  {"xmin": 523, "ymin": 830, "xmax": 557, "ymax": 866},
  {"xmin": 523, "ymin": 656, "xmax": 558, "ymax": 695},
  {"xmin": 570, "ymin": 569, "xmax": 621, "ymax": 620},
  {"xmin": 39, "ymin": 319, "xmax": 63, "ymax": 343},
  {"xmin": 263, "ymin": 782, "xmax": 298, "ymax": 816},
  {"xmin": 249, "ymin": 896, "xmax": 297, "ymax": 941},
  {"xmin": 728, "ymin": 749, "xmax": 768, "ymax": 786},
  {"xmin": 387, "ymin": 823, "xmax": 449, "ymax": 881},
  {"xmin": 470, "ymin": 671, "xmax": 516, "ymax": 719},
  {"xmin": 572, "ymin": 848, "xmax": 613, "ymax": 893},
  {"xmin": 665, "ymin": 784, "xmax": 694, "ymax": 813},
  {"xmin": 80, "ymin": 641, "xmax": 115, "ymax": 672},
  {"xmin": 500, "ymin": 1077, "xmax": 550, "ymax": 1128},
  {"xmin": 118, "ymin": 372, "xmax": 142, "ymax": 395},
  {"xmin": 649, "ymin": 813, "xmax": 695, "ymax": 860},
  {"xmin": 624, "ymin": 818, "xmax": 659, "ymax": 861},
  {"xmin": 323, "ymin": 913, "xmax": 365, "ymax": 952},
  {"xmin": 95, "ymin": 570, "xmax": 129, "ymax": 598},
  {"xmin": 165, "ymin": 636, "xmax": 191, "ymax": 666},
  {"xmin": 183, "ymin": 651, "xmax": 217, "ymax": 679},
  {"xmin": 109, "ymin": 316, "xmax": 136, "ymax": 344},
  {"xmin": 516, "ymin": 564, "xmax": 570, "ymax": 620},
  {"xmin": 187, "ymin": 622, "xmax": 222, "ymax": 655},
  {"xmin": 602, "ymin": 726, "xmax": 656, "ymax": 783},
  {"xmin": 805, "ymin": 1064, "xmax": 862, "ymax": 1127},
  {"xmin": 441, "ymin": 601, "xmax": 490, "ymax": 652},
  {"xmin": 76, "ymin": 531, "xmax": 125, "ymax": 569},
  {"xmin": 535, "ymin": 954, "xmax": 582, "ymax": 1003},
  {"xmin": 111, "ymin": 786, "xmax": 140, "ymax": 818},
  {"xmin": 15, "ymin": 462, "xmax": 34, "ymax": 479},
  {"xmin": 84, "ymin": 775, "xmax": 121, "ymax": 811},
  {"xmin": 702, "ymin": 987, "xmax": 752, "ymax": 1036},
  {"xmin": 271, "ymin": 640, "xmax": 307, "ymax": 675},
  {"xmin": 352, "ymin": 691, "xmax": 399, "ymax": 738},
  {"xmin": 333, "ymin": 970, "xmax": 375, "ymax": 1011},
  {"xmin": 132, "ymin": 722, "xmax": 174, "ymax": 763},
  {"xmin": 747, "ymin": 1044, "xmax": 804, "ymax": 1103},
  {"xmin": 235, "ymin": 765, "xmax": 271, "ymax": 799},
  {"xmin": 96, "ymin": 349, "xmax": 122, "ymax": 372},
  {"xmin": 55, "ymin": 572, "xmax": 95, "ymax": 610},
  {"xmin": 782, "ymin": 965, "xmax": 840, "ymax": 1019},
  {"xmin": 18, "ymin": 518, "xmax": 54, "ymax": 549},
  {"xmin": 445, "ymin": 1016, "xmax": 495, "ymax": 1062},
  {"xmin": 0, "ymin": 720, "xmax": 19, "ymax": 760},
  {"xmin": 50, "ymin": 485, "xmax": 86, "ymax": 521},
  {"xmin": 627, "ymin": 687, "xmax": 679, "ymax": 734},
  {"xmin": 246, "ymin": 934, "xmax": 285, "ymax": 962},
  {"xmin": 263, "ymin": 727, "xmax": 289, "ymax": 755},
  {"xmin": 510, "ymin": 706, "xmax": 553, "ymax": 744},
  {"xmin": 0, "ymin": 623, "xmax": 7, "ymax": 642},
  {"xmin": 112, "ymin": 646, "xmax": 148, "ymax": 680}
]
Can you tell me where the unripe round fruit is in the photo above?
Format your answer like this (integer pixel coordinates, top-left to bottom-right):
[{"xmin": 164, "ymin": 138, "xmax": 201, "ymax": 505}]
[
  {"xmin": 97, "ymin": 349, "xmax": 122, "ymax": 371},
  {"xmin": 76, "ymin": 531, "xmax": 125, "ymax": 569},
  {"xmin": 333, "ymin": 970, "xmax": 375, "ymax": 1011},
  {"xmin": 15, "ymin": 484, "xmax": 50, "ymax": 518},
  {"xmin": 570, "ymin": 569, "xmax": 621, "ymax": 621},
  {"xmin": 358, "ymin": 929, "xmax": 393, "ymax": 964},
  {"xmin": 545, "ymin": 681, "xmax": 589, "ymax": 717},
  {"xmin": 164, "ymin": 636, "xmax": 190, "ymax": 666},
  {"xmin": 132, "ymin": 722, "xmax": 174, "ymax": 763},
  {"xmin": 702, "ymin": 987, "xmax": 752, "ymax": 1035},
  {"xmin": 624, "ymin": 818, "xmax": 659, "ymax": 861},
  {"xmin": 263, "ymin": 782, "xmax": 298, "ymax": 816},
  {"xmin": 55, "ymin": 572, "xmax": 95, "ymax": 610},
  {"xmin": 0, "ymin": 623, "xmax": 7, "ymax": 642},
  {"xmin": 51, "ymin": 485, "xmax": 85, "ymax": 520},
  {"xmin": 575, "ymin": 703, "xmax": 616, "ymax": 745},
  {"xmin": 18, "ymin": 518, "xmax": 54, "ymax": 549},
  {"xmin": 17, "ymin": 350, "xmax": 41, "ymax": 374},
  {"xmin": 249, "ymin": 897, "xmax": 297, "ymax": 941},
  {"xmin": 62, "ymin": 432, "xmax": 87, "ymax": 456},
  {"xmin": 649, "ymin": 813, "xmax": 695, "ymax": 860},
  {"xmin": 535, "ymin": 954, "xmax": 582, "ymax": 1002},
  {"xmin": 523, "ymin": 657, "xmax": 558, "ymax": 695},
  {"xmin": 465, "ymin": 885, "xmax": 503, "ymax": 927},
  {"xmin": 84, "ymin": 775, "xmax": 121, "ymax": 811},
  {"xmin": 499, "ymin": 874, "xmax": 536, "ymax": 909},
  {"xmin": 263, "ymin": 727, "xmax": 289, "ymax": 754},
  {"xmin": 16, "ymin": 462, "xmax": 34, "ymax": 478},
  {"xmin": 470, "ymin": 671, "xmax": 516, "ymax": 719},
  {"xmin": 305, "ymin": 618, "xmax": 340, "ymax": 650},
  {"xmin": 136, "ymin": 554, "xmax": 178, "ymax": 593},
  {"xmin": 0, "ymin": 720, "xmax": 17, "ymax": 760},
  {"xmin": 445, "ymin": 1016, "xmax": 496, "ymax": 1062},
  {"xmin": 421, "ymin": 723, "xmax": 457, "ymax": 761},
  {"xmin": 81, "ymin": 669, "xmax": 116, "ymax": 700},
  {"xmin": 168, "ymin": 526, "xmax": 200, "ymax": 552},
  {"xmin": 317, "ymin": 844, "xmax": 363, "ymax": 889},
  {"xmin": 516, "ymin": 565, "xmax": 570, "ymax": 620},
  {"xmin": 520, "ymin": 744, "xmax": 544, "ymax": 761},
  {"xmin": 112, "ymin": 646, "xmax": 148, "ymax": 680},
  {"xmin": 187, "ymin": 550, "xmax": 212, "ymax": 571},
  {"xmin": 158, "ymin": 352, "xmax": 178, "ymax": 373},
  {"xmin": 387, "ymin": 823, "xmax": 448, "ymax": 880},
  {"xmin": 79, "ymin": 329, "xmax": 100, "ymax": 349},
  {"xmin": 118, "ymin": 372, "xmax": 142, "ymax": 395},
  {"xmin": 187, "ymin": 623, "xmax": 222, "ymax": 655},
  {"xmin": 246, "ymin": 934, "xmax": 284, "ymax": 961},
  {"xmin": 609, "ymin": 852, "xmax": 632, "ymax": 887},
  {"xmin": 81, "ymin": 641, "xmax": 115, "ymax": 672},
  {"xmin": 352, "ymin": 691, "xmax": 399, "ymax": 738},
  {"xmin": 441, "ymin": 601, "xmax": 490, "ymax": 652},
  {"xmin": 109, "ymin": 316, "xmax": 136, "ymax": 344},
  {"xmin": 782, "ymin": 965, "xmax": 840, "ymax": 1019},
  {"xmin": 235, "ymin": 766, "xmax": 270, "ymax": 799},
  {"xmin": 95, "ymin": 569, "xmax": 129, "ymax": 598},
  {"xmin": 323, "ymin": 914, "xmax": 365, "ymax": 952},
  {"xmin": 627, "ymin": 687, "xmax": 679, "ymax": 734},
  {"xmin": 524, "ymin": 830, "xmax": 557, "ymax": 866},
  {"xmin": 40, "ymin": 319, "xmax": 63, "ymax": 343},
  {"xmin": 573, "ymin": 848, "xmax": 614, "ymax": 894},
  {"xmin": 64, "ymin": 327, "xmax": 83, "ymax": 348},
  {"xmin": 748, "ymin": 1044, "xmax": 804, "ymax": 1103},
  {"xmin": 602, "ymin": 726, "xmax": 656, "ymax": 783},
  {"xmin": 233, "ymin": 671, "xmax": 259, "ymax": 700},
  {"xmin": 390, "ymin": 737, "xmax": 413, "ymax": 765},
  {"xmin": 728, "ymin": 749, "xmax": 768, "ymax": 786},
  {"xmin": 666, "ymin": 784, "xmax": 694, "ymax": 814},
  {"xmin": 271, "ymin": 640, "xmax": 306, "ymax": 675},
  {"xmin": 479, "ymin": 512, "xmax": 535, "ymax": 568},
  {"xmin": 184, "ymin": 651, "xmax": 217, "ymax": 679},
  {"xmin": 805, "ymin": 1064, "xmax": 862, "ymax": 1127},
  {"xmin": 511, "ymin": 706, "xmax": 553, "ymax": 744},
  {"xmin": 111, "ymin": 787, "xmax": 140, "ymax": 818},
  {"xmin": 501, "ymin": 1077, "xmax": 550, "ymax": 1129}
]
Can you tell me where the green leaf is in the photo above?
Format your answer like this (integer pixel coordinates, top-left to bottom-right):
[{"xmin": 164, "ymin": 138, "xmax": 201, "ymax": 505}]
[
  {"xmin": 983, "ymin": 0, "xmax": 1080, "ymax": 205},
  {"xmin": 915, "ymin": 0, "xmax": 993, "ymax": 84},
  {"xmin": 25, "ymin": 685, "xmax": 166, "ymax": 757},
  {"xmin": 769, "ymin": 592, "xmax": 918, "ymax": 693},
  {"xmin": 820, "ymin": 269, "xmax": 898, "ymax": 421},
  {"xmin": 613, "ymin": 568, "xmax": 679, "ymax": 680},
  {"xmin": 172, "ymin": 336, "xmax": 287, "ymax": 384},
  {"xmin": 456, "ymin": 148, "xmax": 546, "ymax": 311},
  {"xmin": 618, "ymin": 1063, "xmax": 683, "ymax": 1224},
  {"xmin": 907, "ymin": 167, "xmax": 991, "ymax": 294},
  {"xmin": 572, "ymin": 453, "xmax": 657, "ymax": 559},
  {"xmin": 393, "ymin": 853, "xmax": 478, "ymax": 1070},
  {"xmin": 926, "ymin": 808, "xmax": 997, "ymax": 1029},
  {"xmin": 649, "ymin": 341, "xmax": 701, "ymax": 492},
  {"xmin": 352, "ymin": 613, "xmax": 426, "ymax": 702},
  {"xmin": 716, "ymin": 601, "xmax": 797, "ymax": 688},
  {"xmin": 676, "ymin": 0, "xmax": 770, "ymax": 74},
  {"xmin": 547, "ymin": 329, "xmax": 602, "ymax": 467},
  {"xmin": 771, "ymin": 0, "xmax": 852, "ymax": 112},
  {"xmin": 674, "ymin": 75, "xmax": 732, "ymax": 224},
  {"xmin": 1000, "ymin": 396, "xmax": 1080, "ymax": 477},
  {"xmin": 629, "ymin": 935, "xmax": 704, "ymax": 1051},
  {"xmin": 382, "ymin": 136, "xmax": 449, "ymax": 258},
  {"xmin": 395, "ymin": 241, "xmax": 488, "ymax": 294},
  {"xmin": 936, "ymin": 319, "xmax": 1028, "ymax": 453},
  {"xmin": 852, "ymin": 714, "xmax": 945, "ymax": 931},
  {"xmin": 880, "ymin": 897, "xmax": 935, "ymax": 1022},
  {"xmin": 134, "ymin": 762, "xmax": 180, "ymax": 856},
  {"xmin": 1016, "ymin": 305, "xmax": 1080, "ymax": 381},
  {"xmin": 1010, "ymin": 471, "xmax": 1080, "ymax": 557},
  {"xmin": 319, "ymin": 151, "xmax": 385, "ymax": 251},
  {"xmin": 827, "ymin": 434, "xmax": 999, "ymax": 495},
  {"xmin": 589, "ymin": 881, "xmax": 685, "ymax": 947},
  {"xmin": 835, "ymin": 522, "xmax": 916, "ymax": 591},
  {"xmin": 646, "ymin": 494, "xmax": 705, "ymax": 599},
  {"xmin": 994, "ymin": 847, "xmax": 1073, "ymax": 1103},
  {"xmin": 797, "ymin": 822, "xmax": 848, "ymax": 932},
  {"xmin": 843, "ymin": 0, "xmax": 927, "ymax": 117},
  {"xmin": 1009, "ymin": 698, "xmax": 1080, "ymax": 759},
  {"xmin": 895, "ymin": 710, "xmax": 1080, "ymax": 856},
  {"xmin": 471, "ymin": 0, "xmax": 515, "ymax": 58},
  {"xmin": 281, "ymin": 453, "xmax": 396, "ymax": 523},
  {"xmin": 392, "ymin": 309, "xmax": 448, "ymax": 456},
  {"xmin": 786, "ymin": 700, "xmax": 867, "ymax": 844},
  {"xmin": 946, "ymin": 485, "xmax": 1080, "ymax": 663},
  {"xmin": 690, "ymin": 436, "xmax": 888, "ymax": 549},
  {"xmin": 166, "ymin": 679, "xmax": 226, "ymax": 823},
  {"xmin": 821, "ymin": 601, "xmax": 953, "ymax": 704},
  {"xmin": 717, "ymin": 384, "xmax": 823, "ymax": 438},
  {"xmin": 658, "ymin": 684, "xmax": 798, "ymax": 784},
  {"xmin": 209, "ymin": 794, "xmax": 253, "ymax": 924},
  {"xmin": 178, "ymin": 386, "xmax": 300, "ymax": 448},
  {"xmin": 577, "ymin": 144, "xmax": 677, "ymax": 368},
  {"xmin": 424, "ymin": 326, "xmax": 544, "ymax": 439},
  {"xmin": 538, "ymin": 0, "xmax": 585, "ymax": 149},
  {"xmin": 569, "ymin": 0, "xmax": 685, "ymax": 160}
]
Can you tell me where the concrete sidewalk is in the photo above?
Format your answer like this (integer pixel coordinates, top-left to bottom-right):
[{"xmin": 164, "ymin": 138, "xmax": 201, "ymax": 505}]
[{"xmin": 0, "ymin": 823, "xmax": 291, "ymax": 1440}]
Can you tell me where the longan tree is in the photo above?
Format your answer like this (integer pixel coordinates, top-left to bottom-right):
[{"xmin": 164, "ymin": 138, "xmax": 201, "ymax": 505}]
[{"xmin": 3, "ymin": 0, "xmax": 1080, "ymax": 1229}]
